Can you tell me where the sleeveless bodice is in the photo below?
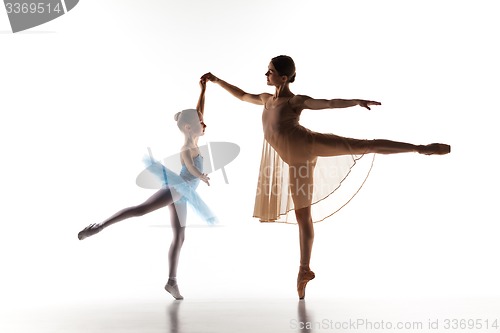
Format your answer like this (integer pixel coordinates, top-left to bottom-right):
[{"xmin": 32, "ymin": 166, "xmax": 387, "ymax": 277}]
[
  {"xmin": 179, "ymin": 154, "xmax": 203, "ymax": 188},
  {"xmin": 262, "ymin": 97, "xmax": 300, "ymax": 143},
  {"xmin": 262, "ymin": 97, "xmax": 315, "ymax": 165}
]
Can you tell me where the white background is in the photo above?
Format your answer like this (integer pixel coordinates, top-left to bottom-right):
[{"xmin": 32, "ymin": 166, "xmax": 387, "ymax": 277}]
[{"xmin": 1, "ymin": 0, "xmax": 499, "ymax": 310}]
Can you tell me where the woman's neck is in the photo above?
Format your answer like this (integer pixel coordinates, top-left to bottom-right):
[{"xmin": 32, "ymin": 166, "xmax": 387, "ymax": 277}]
[{"xmin": 274, "ymin": 84, "xmax": 293, "ymax": 98}]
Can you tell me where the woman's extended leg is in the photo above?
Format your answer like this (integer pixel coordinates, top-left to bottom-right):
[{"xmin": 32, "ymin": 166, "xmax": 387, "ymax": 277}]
[
  {"xmin": 312, "ymin": 132, "xmax": 450, "ymax": 157},
  {"xmin": 165, "ymin": 201, "xmax": 187, "ymax": 300},
  {"xmin": 77, "ymin": 187, "xmax": 181, "ymax": 240}
]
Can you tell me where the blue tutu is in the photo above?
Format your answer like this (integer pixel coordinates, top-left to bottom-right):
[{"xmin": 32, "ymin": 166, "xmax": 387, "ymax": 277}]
[{"xmin": 143, "ymin": 155, "xmax": 218, "ymax": 224}]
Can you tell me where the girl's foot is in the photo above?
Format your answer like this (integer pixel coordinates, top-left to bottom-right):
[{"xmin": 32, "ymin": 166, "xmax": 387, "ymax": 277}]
[
  {"xmin": 77, "ymin": 223, "xmax": 103, "ymax": 240},
  {"xmin": 418, "ymin": 143, "xmax": 451, "ymax": 155},
  {"xmin": 165, "ymin": 281, "xmax": 184, "ymax": 300},
  {"xmin": 297, "ymin": 267, "xmax": 315, "ymax": 299}
]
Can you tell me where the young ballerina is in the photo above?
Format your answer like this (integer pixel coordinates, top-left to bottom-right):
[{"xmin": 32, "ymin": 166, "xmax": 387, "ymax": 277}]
[
  {"xmin": 201, "ymin": 55, "xmax": 450, "ymax": 299},
  {"xmin": 77, "ymin": 79, "xmax": 213, "ymax": 300}
]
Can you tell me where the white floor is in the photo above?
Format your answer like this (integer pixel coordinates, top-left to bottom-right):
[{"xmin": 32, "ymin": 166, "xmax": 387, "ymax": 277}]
[
  {"xmin": 3, "ymin": 297, "xmax": 500, "ymax": 333},
  {"xmin": 2, "ymin": 219, "xmax": 500, "ymax": 333}
]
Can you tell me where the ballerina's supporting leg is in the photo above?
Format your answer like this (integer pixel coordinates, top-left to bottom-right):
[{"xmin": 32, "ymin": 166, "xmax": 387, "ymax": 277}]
[
  {"xmin": 77, "ymin": 187, "xmax": 181, "ymax": 240},
  {"xmin": 312, "ymin": 133, "xmax": 451, "ymax": 156},
  {"xmin": 294, "ymin": 207, "xmax": 316, "ymax": 300},
  {"xmin": 289, "ymin": 164, "xmax": 316, "ymax": 299},
  {"xmin": 295, "ymin": 206, "xmax": 314, "ymax": 269},
  {"xmin": 165, "ymin": 201, "xmax": 187, "ymax": 300}
]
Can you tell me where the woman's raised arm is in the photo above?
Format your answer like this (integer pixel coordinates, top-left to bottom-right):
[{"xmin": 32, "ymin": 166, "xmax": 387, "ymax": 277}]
[{"xmin": 201, "ymin": 72, "xmax": 268, "ymax": 106}]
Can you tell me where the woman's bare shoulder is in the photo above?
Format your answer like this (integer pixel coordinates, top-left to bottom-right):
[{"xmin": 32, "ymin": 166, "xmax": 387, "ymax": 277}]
[
  {"xmin": 289, "ymin": 94, "xmax": 311, "ymax": 110},
  {"xmin": 259, "ymin": 93, "xmax": 273, "ymax": 102}
]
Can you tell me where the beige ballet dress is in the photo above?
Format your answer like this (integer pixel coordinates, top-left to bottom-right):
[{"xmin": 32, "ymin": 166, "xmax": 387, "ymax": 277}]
[{"xmin": 253, "ymin": 96, "xmax": 374, "ymax": 223}]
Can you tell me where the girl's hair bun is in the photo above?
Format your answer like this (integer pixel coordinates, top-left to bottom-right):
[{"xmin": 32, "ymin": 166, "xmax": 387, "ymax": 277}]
[{"xmin": 174, "ymin": 112, "xmax": 182, "ymax": 122}]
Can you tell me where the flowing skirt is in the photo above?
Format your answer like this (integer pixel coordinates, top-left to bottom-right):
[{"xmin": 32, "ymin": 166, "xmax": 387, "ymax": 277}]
[{"xmin": 253, "ymin": 139, "xmax": 374, "ymax": 223}]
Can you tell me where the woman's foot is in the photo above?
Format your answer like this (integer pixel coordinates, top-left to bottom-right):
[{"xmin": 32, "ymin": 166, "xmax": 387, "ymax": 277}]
[
  {"xmin": 77, "ymin": 223, "xmax": 103, "ymax": 240},
  {"xmin": 297, "ymin": 267, "xmax": 315, "ymax": 299},
  {"xmin": 165, "ymin": 280, "xmax": 184, "ymax": 300},
  {"xmin": 418, "ymin": 143, "xmax": 451, "ymax": 155}
]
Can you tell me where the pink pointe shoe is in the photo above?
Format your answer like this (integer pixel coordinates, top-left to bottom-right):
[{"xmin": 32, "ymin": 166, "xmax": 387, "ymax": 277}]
[
  {"xmin": 297, "ymin": 267, "xmax": 315, "ymax": 299},
  {"xmin": 419, "ymin": 143, "xmax": 451, "ymax": 155}
]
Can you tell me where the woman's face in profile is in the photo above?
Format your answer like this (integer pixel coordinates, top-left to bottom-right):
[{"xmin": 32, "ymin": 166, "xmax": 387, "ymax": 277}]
[{"xmin": 265, "ymin": 62, "xmax": 285, "ymax": 86}]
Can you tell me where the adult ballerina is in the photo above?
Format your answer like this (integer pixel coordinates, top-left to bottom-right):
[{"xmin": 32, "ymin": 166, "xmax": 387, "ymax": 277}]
[
  {"xmin": 201, "ymin": 55, "xmax": 450, "ymax": 299},
  {"xmin": 77, "ymin": 79, "xmax": 213, "ymax": 300}
]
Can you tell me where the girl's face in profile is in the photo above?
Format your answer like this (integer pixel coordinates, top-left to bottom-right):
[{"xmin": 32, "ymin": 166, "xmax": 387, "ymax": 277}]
[{"xmin": 182, "ymin": 110, "xmax": 206, "ymax": 136}]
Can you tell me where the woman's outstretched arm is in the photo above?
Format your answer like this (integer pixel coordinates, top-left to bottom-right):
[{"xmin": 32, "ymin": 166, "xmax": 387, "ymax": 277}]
[
  {"xmin": 296, "ymin": 95, "xmax": 382, "ymax": 110},
  {"xmin": 201, "ymin": 72, "xmax": 269, "ymax": 105}
]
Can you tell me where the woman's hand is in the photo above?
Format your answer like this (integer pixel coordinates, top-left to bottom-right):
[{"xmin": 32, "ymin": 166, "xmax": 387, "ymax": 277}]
[
  {"xmin": 357, "ymin": 99, "xmax": 381, "ymax": 110},
  {"xmin": 201, "ymin": 72, "xmax": 219, "ymax": 83}
]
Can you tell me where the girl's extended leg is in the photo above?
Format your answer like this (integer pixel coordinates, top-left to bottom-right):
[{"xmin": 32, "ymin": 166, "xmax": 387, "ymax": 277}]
[
  {"xmin": 312, "ymin": 133, "xmax": 450, "ymax": 157},
  {"xmin": 78, "ymin": 187, "xmax": 181, "ymax": 240},
  {"xmin": 165, "ymin": 201, "xmax": 187, "ymax": 300}
]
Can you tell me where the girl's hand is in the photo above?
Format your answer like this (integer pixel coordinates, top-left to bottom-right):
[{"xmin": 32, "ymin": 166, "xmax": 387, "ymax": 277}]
[
  {"xmin": 201, "ymin": 72, "xmax": 219, "ymax": 83},
  {"xmin": 357, "ymin": 99, "xmax": 381, "ymax": 110},
  {"xmin": 200, "ymin": 173, "xmax": 210, "ymax": 186}
]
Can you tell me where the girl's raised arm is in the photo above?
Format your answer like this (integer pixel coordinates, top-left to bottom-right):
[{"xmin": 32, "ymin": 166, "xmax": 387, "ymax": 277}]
[{"xmin": 197, "ymin": 79, "xmax": 206, "ymax": 116}]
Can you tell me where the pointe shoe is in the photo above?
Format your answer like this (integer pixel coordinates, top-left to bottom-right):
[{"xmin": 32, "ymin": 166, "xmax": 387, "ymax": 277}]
[
  {"xmin": 77, "ymin": 223, "xmax": 102, "ymax": 240},
  {"xmin": 297, "ymin": 267, "xmax": 315, "ymax": 300},
  {"xmin": 165, "ymin": 283, "xmax": 184, "ymax": 300},
  {"xmin": 419, "ymin": 143, "xmax": 451, "ymax": 155}
]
